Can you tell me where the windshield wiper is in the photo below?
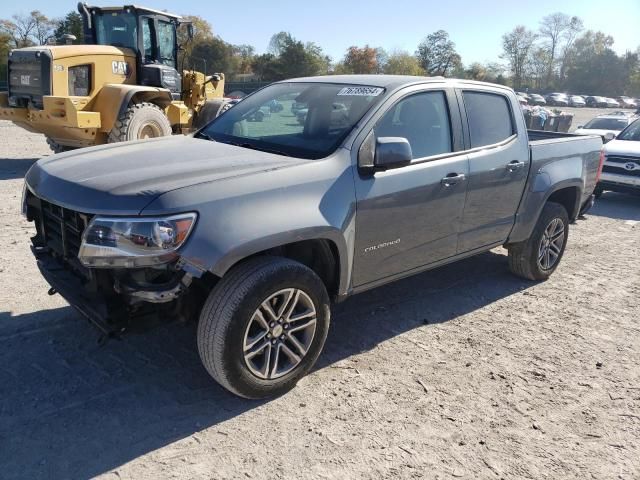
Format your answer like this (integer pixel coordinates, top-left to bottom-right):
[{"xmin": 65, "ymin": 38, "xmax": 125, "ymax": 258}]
[
  {"xmin": 222, "ymin": 141, "xmax": 290, "ymax": 157},
  {"xmin": 196, "ymin": 132, "xmax": 216, "ymax": 142}
]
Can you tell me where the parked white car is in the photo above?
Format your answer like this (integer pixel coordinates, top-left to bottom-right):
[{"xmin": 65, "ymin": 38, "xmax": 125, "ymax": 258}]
[
  {"xmin": 574, "ymin": 114, "xmax": 637, "ymax": 142},
  {"xmin": 595, "ymin": 117, "xmax": 640, "ymax": 197}
]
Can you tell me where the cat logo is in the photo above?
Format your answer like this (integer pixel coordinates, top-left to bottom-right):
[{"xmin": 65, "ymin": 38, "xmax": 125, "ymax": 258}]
[{"xmin": 112, "ymin": 61, "xmax": 130, "ymax": 77}]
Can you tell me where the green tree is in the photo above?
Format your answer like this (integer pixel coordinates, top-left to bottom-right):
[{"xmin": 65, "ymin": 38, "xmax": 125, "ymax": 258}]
[
  {"xmin": 191, "ymin": 36, "xmax": 236, "ymax": 76},
  {"xmin": 178, "ymin": 15, "xmax": 214, "ymax": 69},
  {"xmin": 384, "ymin": 50, "xmax": 425, "ymax": 75},
  {"xmin": 0, "ymin": 11, "xmax": 55, "ymax": 47},
  {"xmin": 538, "ymin": 13, "xmax": 582, "ymax": 88},
  {"xmin": 53, "ymin": 11, "xmax": 84, "ymax": 44},
  {"xmin": 564, "ymin": 31, "xmax": 622, "ymax": 95},
  {"xmin": 267, "ymin": 31, "xmax": 293, "ymax": 56},
  {"xmin": 501, "ymin": 26, "xmax": 537, "ymax": 89},
  {"xmin": 415, "ymin": 30, "xmax": 461, "ymax": 76},
  {"xmin": 251, "ymin": 34, "xmax": 329, "ymax": 81}
]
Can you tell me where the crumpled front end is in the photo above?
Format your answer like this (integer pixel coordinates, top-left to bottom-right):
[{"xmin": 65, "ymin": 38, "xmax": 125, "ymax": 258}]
[{"xmin": 24, "ymin": 189, "xmax": 206, "ymax": 337}]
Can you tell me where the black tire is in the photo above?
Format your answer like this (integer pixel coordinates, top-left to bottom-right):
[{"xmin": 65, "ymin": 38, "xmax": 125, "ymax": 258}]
[
  {"xmin": 593, "ymin": 186, "xmax": 604, "ymax": 199},
  {"xmin": 192, "ymin": 99, "xmax": 229, "ymax": 130},
  {"xmin": 46, "ymin": 137, "xmax": 75, "ymax": 154},
  {"xmin": 108, "ymin": 102, "xmax": 172, "ymax": 143},
  {"xmin": 197, "ymin": 256, "xmax": 331, "ymax": 399},
  {"xmin": 508, "ymin": 202, "xmax": 570, "ymax": 281}
]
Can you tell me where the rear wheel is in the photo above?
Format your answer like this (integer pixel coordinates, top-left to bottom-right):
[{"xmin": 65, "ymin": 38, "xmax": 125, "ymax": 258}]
[
  {"xmin": 197, "ymin": 256, "xmax": 331, "ymax": 399},
  {"xmin": 508, "ymin": 202, "xmax": 569, "ymax": 281},
  {"xmin": 108, "ymin": 102, "xmax": 172, "ymax": 143}
]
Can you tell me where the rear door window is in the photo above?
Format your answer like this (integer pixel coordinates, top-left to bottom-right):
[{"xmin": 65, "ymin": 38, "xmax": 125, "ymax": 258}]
[{"xmin": 463, "ymin": 91, "xmax": 514, "ymax": 148}]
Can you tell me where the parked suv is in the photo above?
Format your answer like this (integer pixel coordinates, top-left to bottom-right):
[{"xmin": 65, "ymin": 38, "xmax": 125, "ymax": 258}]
[
  {"xmin": 595, "ymin": 117, "xmax": 640, "ymax": 197},
  {"xmin": 23, "ymin": 76, "xmax": 602, "ymax": 398}
]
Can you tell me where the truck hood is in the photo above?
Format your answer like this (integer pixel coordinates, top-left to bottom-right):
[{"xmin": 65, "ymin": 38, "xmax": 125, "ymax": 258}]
[
  {"xmin": 26, "ymin": 136, "xmax": 303, "ymax": 215},
  {"xmin": 604, "ymin": 139, "xmax": 640, "ymax": 156}
]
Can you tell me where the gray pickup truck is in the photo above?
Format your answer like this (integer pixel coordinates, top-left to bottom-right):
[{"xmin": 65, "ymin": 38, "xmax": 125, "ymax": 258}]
[{"xmin": 23, "ymin": 76, "xmax": 603, "ymax": 398}]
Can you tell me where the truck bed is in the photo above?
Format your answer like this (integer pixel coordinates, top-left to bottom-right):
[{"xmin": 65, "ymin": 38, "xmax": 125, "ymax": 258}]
[{"xmin": 527, "ymin": 129, "xmax": 603, "ymax": 210}]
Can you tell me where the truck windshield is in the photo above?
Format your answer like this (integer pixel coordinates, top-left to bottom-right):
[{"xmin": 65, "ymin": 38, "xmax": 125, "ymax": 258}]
[
  {"xmin": 197, "ymin": 83, "xmax": 386, "ymax": 159},
  {"xmin": 95, "ymin": 10, "xmax": 138, "ymax": 51},
  {"xmin": 616, "ymin": 119, "xmax": 640, "ymax": 141}
]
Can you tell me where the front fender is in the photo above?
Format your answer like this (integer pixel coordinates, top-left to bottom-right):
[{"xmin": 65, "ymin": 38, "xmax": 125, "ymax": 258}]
[{"xmin": 141, "ymin": 153, "xmax": 357, "ymax": 295}]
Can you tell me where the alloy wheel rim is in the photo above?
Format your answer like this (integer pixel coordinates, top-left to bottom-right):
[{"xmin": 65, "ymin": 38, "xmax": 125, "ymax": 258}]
[
  {"xmin": 538, "ymin": 217, "xmax": 565, "ymax": 270},
  {"xmin": 243, "ymin": 288, "xmax": 317, "ymax": 380}
]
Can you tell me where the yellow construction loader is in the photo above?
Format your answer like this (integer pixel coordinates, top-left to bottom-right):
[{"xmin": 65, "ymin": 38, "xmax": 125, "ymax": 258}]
[{"xmin": 0, "ymin": 3, "xmax": 226, "ymax": 152}]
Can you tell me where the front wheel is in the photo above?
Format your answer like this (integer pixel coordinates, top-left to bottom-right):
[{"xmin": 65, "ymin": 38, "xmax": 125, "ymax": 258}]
[
  {"xmin": 197, "ymin": 257, "xmax": 330, "ymax": 399},
  {"xmin": 508, "ymin": 202, "xmax": 569, "ymax": 281},
  {"xmin": 108, "ymin": 102, "xmax": 172, "ymax": 143}
]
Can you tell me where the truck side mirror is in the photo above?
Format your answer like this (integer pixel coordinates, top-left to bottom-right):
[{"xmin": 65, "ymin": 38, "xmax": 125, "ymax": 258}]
[
  {"xmin": 187, "ymin": 24, "xmax": 194, "ymax": 41},
  {"xmin": 374, "ymin": 137, "xmax": 413, "ymax": 170},
  {"xmin": 604, "ymin": 132, "xmax": 615, "ymax": 142}
]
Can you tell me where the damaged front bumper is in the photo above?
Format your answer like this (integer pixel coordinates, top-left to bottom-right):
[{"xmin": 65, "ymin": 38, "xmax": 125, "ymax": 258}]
[{"xmin": 33, "ymin": 245, "xmax": 196, "ymax": 337}]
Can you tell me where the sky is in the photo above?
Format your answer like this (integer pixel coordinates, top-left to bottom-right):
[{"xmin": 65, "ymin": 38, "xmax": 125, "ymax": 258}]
[{"xmin": 10, "ymin": 0, "xmax": 640, "ymax": 64}]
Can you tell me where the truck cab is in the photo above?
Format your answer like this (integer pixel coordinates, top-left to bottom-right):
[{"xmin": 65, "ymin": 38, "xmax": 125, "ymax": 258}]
[{"xmin": 78, "ymin": 3, "xmax": 183, "ymax": 95}]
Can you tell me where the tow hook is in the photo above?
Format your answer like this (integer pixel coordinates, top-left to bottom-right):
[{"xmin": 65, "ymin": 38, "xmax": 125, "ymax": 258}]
[{"xmin": 47, "ymin": 287, "xmax": 57, "ymax": 296}]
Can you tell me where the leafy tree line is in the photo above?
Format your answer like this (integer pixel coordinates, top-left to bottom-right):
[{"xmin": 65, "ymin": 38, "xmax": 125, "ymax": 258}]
[
  {"xmin": 1, "ymin": 9, "xmax": 638, "ymax": 97},
  {"xmin": 501, "ymin": 13, "xmax": 640, "ymax": 95}
]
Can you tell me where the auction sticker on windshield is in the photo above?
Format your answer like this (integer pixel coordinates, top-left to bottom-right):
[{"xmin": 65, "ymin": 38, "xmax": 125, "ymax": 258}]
[{"xmin": 337, "ymin": 86, "xmax": 384, "ymax": 96}]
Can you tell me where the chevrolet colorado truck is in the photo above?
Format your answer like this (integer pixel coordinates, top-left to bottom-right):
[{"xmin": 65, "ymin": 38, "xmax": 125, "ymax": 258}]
[{"xmin": 22, "ymin": 76, "xmax": 604, "ymax": 398}]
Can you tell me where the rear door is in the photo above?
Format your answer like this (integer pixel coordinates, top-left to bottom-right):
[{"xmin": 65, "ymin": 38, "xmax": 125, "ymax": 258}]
[
  {"xmin": 352, "ymin": 86, "xmax": 469, "ymax": 287},
  {"xmin": 456, "ymin": 89, "xmax": 530, "ymax": 253}
]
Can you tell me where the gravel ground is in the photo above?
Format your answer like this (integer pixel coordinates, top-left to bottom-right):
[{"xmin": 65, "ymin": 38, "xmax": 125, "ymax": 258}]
[{"xmin": 0, "ymin": 114, "xmax": 639, "ymax": 480}]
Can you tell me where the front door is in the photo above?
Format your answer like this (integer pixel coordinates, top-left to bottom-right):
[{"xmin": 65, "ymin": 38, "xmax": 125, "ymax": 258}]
[{"xmin": 352, "ymin": 89, "xmax": 469, "ymax": 287}]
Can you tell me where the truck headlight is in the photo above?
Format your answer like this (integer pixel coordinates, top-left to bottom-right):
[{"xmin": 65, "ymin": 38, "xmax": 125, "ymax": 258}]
[
  {"xmin": 68, "ymin": 65, "xmax": 91, "ymax": 96},
  {"xmin": 78, "ymin": 213, "xmax": 197, "ymax": 268}
]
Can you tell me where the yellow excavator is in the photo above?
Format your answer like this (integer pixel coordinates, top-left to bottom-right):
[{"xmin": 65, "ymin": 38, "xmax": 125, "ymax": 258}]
[{"xmin": 0, "ymin": 3, "xmax": 226, "ymax": 152}]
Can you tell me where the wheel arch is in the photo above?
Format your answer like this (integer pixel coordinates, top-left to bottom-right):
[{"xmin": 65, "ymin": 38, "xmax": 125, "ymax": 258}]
[
  {"xmin": 507, "ymin": 180, "xmax": 583, "ymax": 245},
  {"xmin": 210, "ymin": 230, "xmax": 348, "ymax": 300},
  {"xmin": 91, "ymin": 84, "xmax": 174, "ymax": 133}
]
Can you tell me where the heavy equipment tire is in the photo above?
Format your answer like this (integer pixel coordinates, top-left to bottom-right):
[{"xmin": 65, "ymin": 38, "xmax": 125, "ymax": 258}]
[
  {"xmin": 108, "ymin": 102, "xmax": 172, "ymax": 143},
  {"xmin": 508, "ymin": 202, "xmax": 569, "ymax": 281},
  {"xmin": 46, "ymin": 137, "xmax": 75, "ymax": 154},
  {"xmin": 197, "ymin": 256, "xmax": 330, "ymax": 399},
  {"xmin": 192, "ymin": 99, "xmax": 229, "ymax": 130}
]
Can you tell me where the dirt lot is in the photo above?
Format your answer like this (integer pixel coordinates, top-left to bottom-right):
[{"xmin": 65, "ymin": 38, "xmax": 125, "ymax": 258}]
[{"xmin": 0, "ymin": 114, "xmax": 639, "ymax": 480}]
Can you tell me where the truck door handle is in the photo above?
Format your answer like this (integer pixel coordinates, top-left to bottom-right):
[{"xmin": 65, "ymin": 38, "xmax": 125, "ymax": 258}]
[
  {"xmin": 441, "ymin": 173, "xmax": 466, "ymax": 186},
  {"xmin": 507, "ymin": 160, "xmax": 525, "ymax": 172}
]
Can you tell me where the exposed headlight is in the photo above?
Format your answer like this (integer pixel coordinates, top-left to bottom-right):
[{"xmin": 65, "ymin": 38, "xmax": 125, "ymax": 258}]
[
  {"xmin": 68, "ymin": 65, "xmax": 91, "ymax": 96},
  {"xmin": 78, "ymin": 213, "xmax": 197, "ymax": 268}
]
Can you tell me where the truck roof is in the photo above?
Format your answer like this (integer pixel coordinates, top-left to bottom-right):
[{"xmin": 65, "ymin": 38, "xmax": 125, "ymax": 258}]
[
  {"xmin": 280, "ymin": 75, "xmax": 514, "ymax": 93},
  {"xmin": 83, "ymin": 3, "xmax": 182, "ymax": 20}
]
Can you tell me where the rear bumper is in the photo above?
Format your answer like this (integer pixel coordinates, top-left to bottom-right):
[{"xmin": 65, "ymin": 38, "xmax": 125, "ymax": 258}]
[
  {"xmin": 0, "ymin": 92, "xmax": 101, "ymax": 147},
  {"xmin": 579, "ymin": 194, "xmax": 595, "ymax": 216}
]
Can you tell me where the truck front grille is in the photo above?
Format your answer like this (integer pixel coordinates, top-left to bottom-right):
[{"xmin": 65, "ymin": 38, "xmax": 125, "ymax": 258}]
[
  {"xmin": 8, "ymin": 49, "xmax": 52, "ymax": 109},
  {"xmin": 603, "ymin": 156, "xmax": 640, "ymax": 178},
  {"xmin": 27, "ymin": 193, "xmax": 91, "ymax": 264}
]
